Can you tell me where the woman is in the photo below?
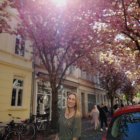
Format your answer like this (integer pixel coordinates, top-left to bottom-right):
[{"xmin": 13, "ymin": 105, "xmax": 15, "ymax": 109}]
[
  {"xmin": 90, "ymin": 105, "xmax": 100, "ymax": 130},
  {"xmin": 55, "ymin": 92, "xmax": 81, "ymax": 140}
]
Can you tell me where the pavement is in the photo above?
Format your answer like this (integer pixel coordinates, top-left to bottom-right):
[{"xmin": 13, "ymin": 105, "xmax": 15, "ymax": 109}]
[
  {"xmin": 35, "ymin": 119, "xmax": 106, "ymax": 140},
  {"xmin": 81, "ymin": 118, "xmax": 105, "ymax": 140}
]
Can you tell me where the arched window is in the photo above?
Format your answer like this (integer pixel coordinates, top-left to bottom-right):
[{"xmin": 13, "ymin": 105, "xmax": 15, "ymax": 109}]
[{"xmin": 11, "ymin": 78, "xmax": 23, "ymax": 106}]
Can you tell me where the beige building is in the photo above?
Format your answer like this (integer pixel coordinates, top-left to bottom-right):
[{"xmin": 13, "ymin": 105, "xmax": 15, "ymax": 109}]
[
  {"xmin": 32, "ymin": 64, "xmax": 108, "ymax": 119},
  {"xmin": 0, "ymin": 1, "xmax": 108, "ymax": 122},
  {"xmin": 0, "ymin": 33, "xmax": 108, "ymax": 122},
  {"xmin": 0, "ymin": 33, "xmax": 33, "ymax": 122}
]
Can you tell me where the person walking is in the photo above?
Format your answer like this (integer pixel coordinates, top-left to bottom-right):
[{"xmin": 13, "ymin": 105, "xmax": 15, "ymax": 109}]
[
  {"xmin": 89, "ymin": 105, "xmax": 100, "ymax": 130},
  {"xmin": 98, "ymin": 104, "xmax": 108, "ymax": 132},
  {"xmin": 55, "ymin": 92, "xmax": 81, "ymax": 140}
]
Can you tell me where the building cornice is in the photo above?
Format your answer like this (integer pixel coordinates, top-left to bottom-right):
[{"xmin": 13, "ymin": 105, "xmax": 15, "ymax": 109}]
[
  {"xmin": 0, "ymin": 48, "xmax": 32, "ymax": 62},
  {"xmin": 0, "ymin": 61, "xmax": 33, "ymax": 72}
]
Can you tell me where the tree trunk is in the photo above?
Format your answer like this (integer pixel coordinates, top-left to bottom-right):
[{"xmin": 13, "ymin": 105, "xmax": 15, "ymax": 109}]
[
  {"xmin": 51, "ymin": 86, "xmax": 58, "ymax": 130},
  {"xmin": 110, "ymin": 97, "xmax": 114, "ymax": 115}
]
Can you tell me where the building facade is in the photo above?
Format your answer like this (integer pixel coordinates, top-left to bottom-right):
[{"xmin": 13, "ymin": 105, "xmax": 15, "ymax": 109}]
[
  {"xmin": 0, "ymin": 0, "xmax": 109, "ymax": 123},
  {"xmin": 32, "ymin": 64, "xmax": 108, "ymax": 119},
  {"xmin": 0, "ymin": 3, "xmax": 108, "ymax": 122},
  {"xmin": 0, "ymin": 33, "xmax": 33, "ymax": 121},
  {"xmin": 0, "ymin": 33, "xmax": 108, "ymax": 122}
]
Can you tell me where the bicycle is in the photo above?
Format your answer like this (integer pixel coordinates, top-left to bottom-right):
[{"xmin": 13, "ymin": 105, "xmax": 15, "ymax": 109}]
[
  {"xmin": 6, "ymin": 114, "xmax": 36, "ymax": 140},
  {"xmin": 0, "ymin": 114, "xmax": 21, "ymax": 140},
  {"xmin": 5, "ymin": 113, "xmax": 51, "ymax": 140},
  {"xmin": 29, "ymin": 113, "xmax": 51, "ymax": 138},
  {"xmin": 5, "ymin": 131, "xmax": 20, "ymax": 140},
  {"xmin": 0, "ymin": 121, "xmax": 7, "ymax": 139},
  {"xmin": 19, "ymin": 118, "xmax": 36, "ymax": 140}
]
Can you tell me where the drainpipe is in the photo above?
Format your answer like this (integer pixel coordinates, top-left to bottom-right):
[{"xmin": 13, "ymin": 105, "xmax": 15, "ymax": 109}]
[{"xmin": 30, "ymin": 45, "xmax": 36, "ymax": 117}]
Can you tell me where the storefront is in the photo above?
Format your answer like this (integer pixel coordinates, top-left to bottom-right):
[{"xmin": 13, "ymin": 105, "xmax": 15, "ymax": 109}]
[{"xmin": 33, "ymin": 80, "xmax": 52, "ymax": 121}]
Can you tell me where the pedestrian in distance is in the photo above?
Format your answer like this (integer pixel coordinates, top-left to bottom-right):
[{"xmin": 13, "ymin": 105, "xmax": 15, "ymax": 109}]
[
  {"xmin": 89, "ymin": 105, "xmax": 100, "ymax": 130},
  {"xmin": 55, "ymin": 92, "xmax": 81, "ymax": 140},
  {"xmin": 98, "ymin": 104, "xmax": 108, "ymax": 132}
]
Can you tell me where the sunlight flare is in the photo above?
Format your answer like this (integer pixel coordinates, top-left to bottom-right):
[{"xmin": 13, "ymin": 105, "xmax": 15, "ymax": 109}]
[{"xmin": 52, "ymin": 0, "xmax": 67, "ymax": 7}]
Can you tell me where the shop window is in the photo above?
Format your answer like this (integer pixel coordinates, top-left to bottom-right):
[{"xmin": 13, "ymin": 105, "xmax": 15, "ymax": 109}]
[
  {"xmin": 11, "ymin": 78, "xmax": 23, "ymax": 106},
  {"xmin": 58, "ymin": 90, "xmax": 76, "ymax": 110},
  {"xmin": 15, "ymin": 34, "xmax": 25, "ymax": 56},
  {"xmin": 37, "ymin": 94, "xmax": 51, "ymax": 115},
  {"xmin": 58, "ymin": 90, "xmax": 70, "ymax": 109},
  {"xmin": 37, "ymin": 81, "xmax": 52, "ymax": 120}
]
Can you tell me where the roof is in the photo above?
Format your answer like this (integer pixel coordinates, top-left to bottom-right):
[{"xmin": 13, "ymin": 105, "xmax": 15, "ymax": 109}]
[{"xmin": 113, "ymin": 104, "xmax": 140, "ymax": 118}]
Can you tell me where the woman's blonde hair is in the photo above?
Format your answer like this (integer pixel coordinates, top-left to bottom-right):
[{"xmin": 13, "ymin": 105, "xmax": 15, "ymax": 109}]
[{"xmin": 66, "ymin": 92, "xmax": 81, "ymax": 117}]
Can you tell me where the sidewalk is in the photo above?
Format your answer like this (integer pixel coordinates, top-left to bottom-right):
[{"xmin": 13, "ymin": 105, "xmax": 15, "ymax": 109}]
[{"xmin": 36, "ymin": 118, "xmax": 105, "ymax": 140}]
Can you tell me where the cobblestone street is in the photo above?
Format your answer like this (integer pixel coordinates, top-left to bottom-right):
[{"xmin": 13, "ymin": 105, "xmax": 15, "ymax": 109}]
[
  {"xmin": 81, "ymin": 119, "xmax": 104, "ymax": 140},
  {"xmin": 35, "ymin": 119, "xmax": 105, "ymax": 140}
]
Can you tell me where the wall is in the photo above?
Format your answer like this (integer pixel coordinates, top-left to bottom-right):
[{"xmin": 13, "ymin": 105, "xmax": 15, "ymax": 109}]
[{"xmin": 0, "ymin": 33, "xmax": 33, "ymax": 122}]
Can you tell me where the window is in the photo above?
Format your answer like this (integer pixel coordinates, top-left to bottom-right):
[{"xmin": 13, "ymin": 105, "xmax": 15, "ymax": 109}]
[
  {"xmin": 11, "ymin": 78, "xmax": 23, "ymax": 106},
  {"xmin": 87, "ymin": 73, "xmax": 92, "ymax": 81},
  {"xmin": 15, "ymin": 34, "xmax": 25, "ymax": 56},
  {"xmin": 81, "ymin": 70, "xmax": 87, "ymax": 79},
  {"xmin": 69, "ymin": 65, "xmax": 75, "ymax": 75},
  {"xmin": 37, "ymin": 81, "xmax": 52, "ymax": 120},
  {"xmin": 58, "ymin": 90, "xmax": 68, "ymax": 109},
  {"xmin": 88, "ymin": 94, "xmax": 96, "ymax": 112}
]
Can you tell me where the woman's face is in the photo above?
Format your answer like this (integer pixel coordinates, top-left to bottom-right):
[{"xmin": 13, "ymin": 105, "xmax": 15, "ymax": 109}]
[{"xmin": 67, "ymin": 94, "xmax": 76, "ymax": 108}]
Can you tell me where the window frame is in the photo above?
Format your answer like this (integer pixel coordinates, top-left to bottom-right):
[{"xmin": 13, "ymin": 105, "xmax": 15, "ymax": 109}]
[
  {"xmin": 15, "ymin": 34, "xmax": 25, "ymax": 57},
  {"xmin": 11, "ymin": 78, "xmax": 24, "ymax": 107}
]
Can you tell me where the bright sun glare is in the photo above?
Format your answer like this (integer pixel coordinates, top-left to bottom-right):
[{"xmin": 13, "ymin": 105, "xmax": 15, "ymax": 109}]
[{"xmin": 52, "ymin": 0, "xmax": 67, "ymax": 7}]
